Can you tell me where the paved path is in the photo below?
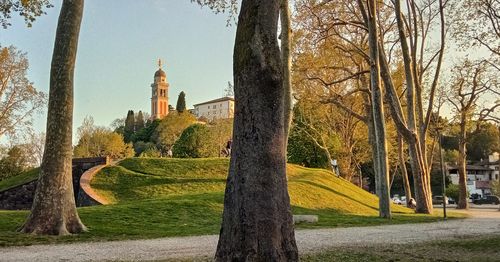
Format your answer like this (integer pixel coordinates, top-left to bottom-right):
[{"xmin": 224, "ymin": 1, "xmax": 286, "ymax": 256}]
[{"xmin": 1, "ymin": 207, "xmax": 500, "ymax": 262}]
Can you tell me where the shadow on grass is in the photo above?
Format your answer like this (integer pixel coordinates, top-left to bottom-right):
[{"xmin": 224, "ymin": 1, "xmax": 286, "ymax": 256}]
[{"xmin": 293, "ymin": 179, "xmax": 380, "ymax": 213}]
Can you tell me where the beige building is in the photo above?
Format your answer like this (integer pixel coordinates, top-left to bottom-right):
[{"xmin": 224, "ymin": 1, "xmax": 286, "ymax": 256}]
[
  {"xmin": 151, "ymin": 60, "xmax": 169, "ymax": 119},
  {"xmin": 193, "ymin": 97, "xmax": 234, "ymax": 120}
]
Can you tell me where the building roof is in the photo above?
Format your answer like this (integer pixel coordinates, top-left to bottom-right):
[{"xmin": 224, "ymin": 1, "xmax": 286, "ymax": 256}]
[
  {"xmin": 475, "ymin": 159, "xmax": 500, "ymax": 166},
  {"xmin": 193, "ymin": 96, "xmax": 234, "ymax": 107},
  {"xmin": 154, "ymin": 68, "xmax": 166, "ymax": 78},
  {"xmin": 447, "ymin": 165, "xmax": 493, "ymax": 171}
]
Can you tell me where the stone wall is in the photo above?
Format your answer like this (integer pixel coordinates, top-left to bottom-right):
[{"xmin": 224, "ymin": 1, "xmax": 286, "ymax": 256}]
[
  {"xmin": 0, "ymin": 180, "xmax": 37, "ymax": 210},
  {"xmin": 0, "ymin": 157, "xmax": 109, "ymax": 210}
]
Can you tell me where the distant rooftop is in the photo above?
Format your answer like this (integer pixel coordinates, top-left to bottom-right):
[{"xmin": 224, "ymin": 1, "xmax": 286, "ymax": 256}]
[
  {"xmin": 193, "ymin": 96, "xmax": 234, "ymax": 107},
  {"xmin": 447, "ymin": 165, "xmax": 493, "ymax": 171}
]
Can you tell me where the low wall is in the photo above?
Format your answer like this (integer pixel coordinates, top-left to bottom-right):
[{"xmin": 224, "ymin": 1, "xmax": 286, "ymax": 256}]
[
  {"xmin": 0, "ymin": 180, "xmax": 37, "ymax": 210},
  {"xmin": 78, "ymin": 164, "xmax": 111, "ymax": 206},
  {"xmin": 0, "ymin": 157, "xmax": 109, "ymax": 210}
]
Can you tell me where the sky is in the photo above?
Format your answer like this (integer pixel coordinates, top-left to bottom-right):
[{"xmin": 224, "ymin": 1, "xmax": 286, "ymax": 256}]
[{"xmin": 1, "ymin": 1, "xmax": 236, "ymax": 139}]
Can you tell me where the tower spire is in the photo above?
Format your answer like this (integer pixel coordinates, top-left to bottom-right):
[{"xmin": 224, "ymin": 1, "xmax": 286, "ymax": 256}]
[{"xmin": 158, "ymin": 58, "xmax": 162, "ymax": 69}]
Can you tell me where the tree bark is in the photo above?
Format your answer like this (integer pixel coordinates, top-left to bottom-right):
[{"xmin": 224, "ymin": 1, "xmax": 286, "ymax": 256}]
[
  {"xmin": 281, "ymin": 0, "xmax": 293, "ymax": 149},
  {"xmin": 389, "ymin": 0, "xmax": 433, "ymax": 214},
  {"xmin": 215, "ymin": 0, "xmax": 298, "ymax": 260},
  {"xmin": 21, "ymin": 0, "xmax": 86, "ymax": 235},
  {"xmin": 457, "ymin": 113, "xmax": 469, "ymax": 209},
  {"xmin": 366, "ymin": 0, "xmax": 391, "ymax": 219}
]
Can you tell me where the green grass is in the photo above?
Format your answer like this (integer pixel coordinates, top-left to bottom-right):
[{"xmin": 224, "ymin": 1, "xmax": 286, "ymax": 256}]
[
  {"xmin": 0, "ymin": 158, "xmax": 464, "ymax": 247},
  {"xmin": 0, "ymin": 168, "xmax": 39, "ymax": 192}
]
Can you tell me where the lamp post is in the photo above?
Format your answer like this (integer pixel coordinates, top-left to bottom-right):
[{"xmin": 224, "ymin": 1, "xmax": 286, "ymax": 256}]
[{"xmin": 438, "ymin": 129, "xmax": 447, "ymax": 220}]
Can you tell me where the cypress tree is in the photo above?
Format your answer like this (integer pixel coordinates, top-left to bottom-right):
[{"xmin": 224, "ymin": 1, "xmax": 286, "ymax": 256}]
[
  {"xmin": 176, "ymin": 91, "xmax": 186, "ymax": 113},
  {"xmin": 135, "ymin": 110, "xmax": 145, "ymax": 131},
  {"xmin": 124, "ymin": 110, "xmax": 135, "ymax": 142}
]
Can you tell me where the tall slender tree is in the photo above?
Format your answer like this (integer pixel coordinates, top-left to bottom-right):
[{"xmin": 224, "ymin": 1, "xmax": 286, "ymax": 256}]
[
  {"xmin": 215, "ymin": 0, "xmax": 298, "ymax": 260},
  {"xmin": 364, "ymin": 0, "xmax": 391, "ymax": 218},
  {"xmin": 176, "ymin": 91, "xmax": 186, "ymax": 113},
  {"xmin": 21, "ymin": 0, "xmax": 86, "ymax": 235},
  {"xmin": 135, "ymin": 111, "xmax": 145, "ymax": 131},
  {"xmin": 447, "ymin": 60, "xmax": 500, "ymax": 209},
  {"xmin": 124, "ymin": 110, "xmax": 135, "ymax": 142}
]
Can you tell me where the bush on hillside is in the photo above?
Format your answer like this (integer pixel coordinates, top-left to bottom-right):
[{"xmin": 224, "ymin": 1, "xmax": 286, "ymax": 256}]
[
  {"xmin": 172, "ymin": 124, "xmax": 211, "ymax": 158},
  {"xmin": 172, "ymin": 119, "xmax": 233, "ymax": 158},
  {"xmin": 153, "ymin": 112, "xmax": 197, "ymax": 152},
  {"xmin": 74, "ymin": 127, "xmax": 134, "ymax": 160},
  {"xmin": 0, "ymin": 146, "xmax": 30, "ymax": 181},
  {"xmin": 139, "ymin": 148, "xmax": 162, "ymax": 158}
]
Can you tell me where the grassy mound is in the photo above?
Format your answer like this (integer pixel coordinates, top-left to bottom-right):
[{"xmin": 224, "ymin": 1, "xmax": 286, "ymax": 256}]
[
  {"xmin": 0, "ymin": 158, "xmax": 460, "ymax": 246},
  {"xmin": 0, "ymin": 168, "xmax": 39, "ymax": 192},
  {"xmin": 92, "ymin": 158, "xmax": 411, "ymax": 217},
  {"xmin": 90, "ymin": 158, "xmax": 450, "ymax": 230}
]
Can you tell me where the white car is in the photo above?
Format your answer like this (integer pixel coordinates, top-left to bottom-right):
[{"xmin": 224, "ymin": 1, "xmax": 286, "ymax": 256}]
[
  {"xmin": 392, "ymin": 197, "xmax": 402, "ymax": 205},
  {"xmin": 400, "ymin": 196, "xmax": 407, "ymax": 206}
]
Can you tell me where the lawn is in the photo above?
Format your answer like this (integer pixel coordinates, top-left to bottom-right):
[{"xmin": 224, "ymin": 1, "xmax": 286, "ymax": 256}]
[
  {"xmin": 0, "ymin": 158, "xmax": 464, "ymax": 247},
  {"xmin": 301, "ymin": 234, "xmax": 500, "ymax": 261}
]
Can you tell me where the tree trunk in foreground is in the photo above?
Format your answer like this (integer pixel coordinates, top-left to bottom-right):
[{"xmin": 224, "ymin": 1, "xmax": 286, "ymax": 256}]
[
  {"xmin": 281, "ymin": 0, "xmax": 293, "ymax": 148},
  {"xmin": 366, "ymin": 0, "xmax": 391, "ymax": 219},
  {"xmin": 215, "ymin": 1, "xmax": 298, "ymax": 260},
  {"xmin": 21, "ymin": 0, "xmax": 86, "ymax": 235},
  {"xmin": 457, "ymin": 116, "xmax": 469, "ymax": 209}
]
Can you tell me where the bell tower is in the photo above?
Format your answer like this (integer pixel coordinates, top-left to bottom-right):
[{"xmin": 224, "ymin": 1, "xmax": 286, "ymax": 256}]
[{"xmin": 151, "ymin": 59, "xmax": 169, "ymax": 119}]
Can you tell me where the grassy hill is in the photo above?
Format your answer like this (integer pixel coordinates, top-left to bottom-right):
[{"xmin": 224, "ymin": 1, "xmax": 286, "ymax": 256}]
[
  {"xmin": 0, "ymin": 168, "xmax": 39, "ymax": 192},
  {"xmin": 90, "ymin": 158, "xmax": 444, "ymax": 229},
  {"xmin": 0, "ymin": 158, "xmax": 459, "ymax": 247}
]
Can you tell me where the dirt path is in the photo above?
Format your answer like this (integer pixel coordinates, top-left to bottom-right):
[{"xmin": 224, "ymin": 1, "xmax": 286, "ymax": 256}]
[{"xmin": 1, "ymin": 207, "xmax": 499, "ymax": 262}]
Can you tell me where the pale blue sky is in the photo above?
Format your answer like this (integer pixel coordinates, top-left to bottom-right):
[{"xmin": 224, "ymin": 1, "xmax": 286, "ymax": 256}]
[{"xmin": 0, "ymin": 1, "xmax": 236, "ymax": 137}]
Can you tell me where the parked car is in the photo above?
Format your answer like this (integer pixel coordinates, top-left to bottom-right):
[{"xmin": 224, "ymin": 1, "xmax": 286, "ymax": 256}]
[
  {"xmin": 448, "ymin": 197, "xmax": 456, "ymax": 204},
  {"xmin": 472, "ymin": 195, "xmax": 500, "ymax": 205},
  {"xmin": 392, "ymin": 197, "xmax": 402, "ymax": 205},
  {"xmin": 400, "ymin": 196, "xmax": 407, "ymax": 206},
  {"xmin": 432, "ymin": 195, "xmax": 449, "ymax": 205}
]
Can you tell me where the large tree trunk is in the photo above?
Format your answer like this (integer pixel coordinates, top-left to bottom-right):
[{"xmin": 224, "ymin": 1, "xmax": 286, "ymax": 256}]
[
  {"xmin": 366, "ymin": 0, "xmax": 391, "ymax": 219},
  {"xmin": 21, "ymin": 0, "xmax": 85, "ymax": 235},
  {"xmin": 393, "ymin": 0, "xmax": 433, "ymax": 214},
  {"xmin": 215, "ymin": 0, "xmax": 299, "ymax": 260},
  {"xmin": 281, "ymin": 0, "xmax": 293, "ymax": 148},
  {"xmin": 457, "ymin": 116, "xmax": 469, "ymax": 209}
]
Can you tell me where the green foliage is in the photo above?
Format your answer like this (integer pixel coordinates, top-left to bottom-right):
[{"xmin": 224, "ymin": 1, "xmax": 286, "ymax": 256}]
[
  {"xmin": 153, "ymin": 112, "xmax": 197, "ymax": 151},
  {"xmin": 133, "ymin": 119, "xmax": 159, "ymax": 143},
  {"xmin": 0, "ymin": 146, "xmax": 30, "ymax": 181},
  {"xmin": 172, "ymin": 124, "xmax": 210, "ymax": 158},
  {"xmin": 135, "ymin": 111, "xmax": 145, "ymax": 131},
  {"xmin": 467, "ymin": 123, "xmax": 500, "ymax": 161},
  {"xmin": 287, "ymin": 124, "xmax": 329, "ymax": 168},
  {"xmin": 175, "ymin": 91, "xmax": 186, "ymax": 113},
  {"xmin": 124, "ymin": 110, "xmax": 135, "ymax": 142},
  {"xmin": 172, "ymin": 119, "xmax": 233, "ymax": 158},
  {"xmin": 443, "ymin": 149, "xmax": 459, "ymax": 163},
  {"xmin": 445, "ymin": 184, "xmax": 464, "ymax": 200},
  {"xmin": 0, "ymin": 0, "xmax": 53, "ymax": 28},
  {"xmin": 139, "ymin": 148, "xmax": 161, "ymax": 158},
  {"xmin": 133, "ymin": 141, "xmax": 156, "ymax": 156},
  {"xmin": 74, "ymin": 118, "xmax": 134, "ymax": 160}
]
